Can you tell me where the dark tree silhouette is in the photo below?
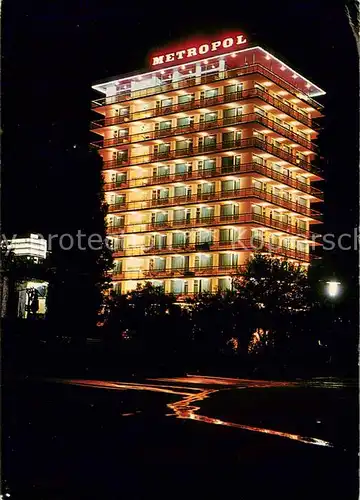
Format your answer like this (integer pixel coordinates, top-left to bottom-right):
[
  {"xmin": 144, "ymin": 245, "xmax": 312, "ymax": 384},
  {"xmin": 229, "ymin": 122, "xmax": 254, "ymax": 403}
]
[{"xmin": 46, "ymin": 147, "xmax": 113, "ymax": 336}]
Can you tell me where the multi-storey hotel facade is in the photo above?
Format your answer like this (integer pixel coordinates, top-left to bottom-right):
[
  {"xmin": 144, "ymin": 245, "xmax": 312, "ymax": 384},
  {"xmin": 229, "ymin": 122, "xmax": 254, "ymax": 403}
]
[{"xmin": 91, "ymin": 32, "xmax": 325, "ymax": 296}]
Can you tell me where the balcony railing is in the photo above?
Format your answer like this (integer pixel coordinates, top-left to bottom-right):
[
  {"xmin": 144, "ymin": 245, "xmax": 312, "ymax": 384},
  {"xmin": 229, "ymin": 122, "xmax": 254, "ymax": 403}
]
[
  {"xmin": 107, "ymin": 212, "xmax": 314, "ymax": 239},
  {"xmin": 104, "ymin": 161, "xmax": 323, "ymax": 199},
  {"xmin": 102, "ymin": 137, "xmax": 319, "ymax": 175},
  {"xmin": 107, "ymin": 186, "xmax": 322, "ymax": 220},
  {"xmin": 112, "ymin": 264, "xmax": 246, "ymax": 281},
  {"xmin": 112, "ymin": 238, "xmax": 310, "ymax": 262},
  {"xmin": 92, "ymin": 112, "xmax": 317, "ymax": 152},
  {"xmin": 92, "ymin": 63, "xmax": 322, "ymax": 112},
  {"xmin": 91, "ymin": 85, "xmax": 315, "ymax": 130}
]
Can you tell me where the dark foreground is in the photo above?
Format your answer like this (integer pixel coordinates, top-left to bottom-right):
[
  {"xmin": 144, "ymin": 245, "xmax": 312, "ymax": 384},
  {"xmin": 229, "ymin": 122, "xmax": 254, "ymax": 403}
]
[{"xmin": 3, "ymin": 376, "xmax": 358, "ymax": 500}]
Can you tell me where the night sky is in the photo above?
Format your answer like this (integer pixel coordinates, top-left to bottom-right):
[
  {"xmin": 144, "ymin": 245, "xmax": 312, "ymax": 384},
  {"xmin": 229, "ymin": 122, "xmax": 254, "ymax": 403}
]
[{"xmin": 3, "ymin": 1, "xmax": 359, "ymax": 286}]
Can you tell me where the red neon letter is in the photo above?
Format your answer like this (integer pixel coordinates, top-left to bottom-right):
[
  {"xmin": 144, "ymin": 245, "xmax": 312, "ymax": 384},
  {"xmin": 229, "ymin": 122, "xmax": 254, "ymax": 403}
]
[
  {"xmin": 165, "ymin": 53, "xmax": 175, "ymax": 62},
  {"xmin": 152, "ymin": 55, "xmax": 164, "ymax": 66},
  {"xmin": 211, "ymin": 40, "xmax": 221, "ymax": 52},
  {"xmin": 187, "ymin": 47, "xmax": 197, "ymax": 57},
  {"xmin": 198, "ymin": 44, "xmax": 210, "ymax": 55},
  {"xmin": 236, "ymin": 35, "xmax": 247, "ymax": 45},
  {"xmin": 222, "ymin": 38, "xmax": 234, "ymax": 48},
  {"xmin": 176, "ymin": 50, "xmax": 186, "ymax": 59}
]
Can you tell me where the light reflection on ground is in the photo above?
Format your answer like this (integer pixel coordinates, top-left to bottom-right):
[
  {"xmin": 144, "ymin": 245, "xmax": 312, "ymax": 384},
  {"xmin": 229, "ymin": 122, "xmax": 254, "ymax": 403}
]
[{"xmin": 52, "ymin": 375, "xmax": 334, "ymax": 448}]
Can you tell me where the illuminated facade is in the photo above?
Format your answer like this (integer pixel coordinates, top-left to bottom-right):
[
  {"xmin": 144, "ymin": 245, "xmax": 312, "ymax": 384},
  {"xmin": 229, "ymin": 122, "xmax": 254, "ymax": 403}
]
[
  {"xmin": 91, "ymin": 34, "xmax": 325, "ymax": 296},
  {"xmin": 8, "ymin": 233, "xmax": 47, "ymax": 262}
]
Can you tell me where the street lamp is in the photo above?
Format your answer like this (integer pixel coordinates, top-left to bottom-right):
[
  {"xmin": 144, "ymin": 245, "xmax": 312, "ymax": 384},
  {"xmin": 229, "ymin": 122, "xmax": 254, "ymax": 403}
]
[{"xmin": 326, "ymin": 281, "xmax": 341, "ymax": 298}]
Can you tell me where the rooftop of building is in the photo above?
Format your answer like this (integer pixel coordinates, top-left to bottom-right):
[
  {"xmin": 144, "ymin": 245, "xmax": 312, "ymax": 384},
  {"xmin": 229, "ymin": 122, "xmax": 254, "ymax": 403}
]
[{"xmin": 92, "ymin": 43, "xmax": 325, "ymax": 101}]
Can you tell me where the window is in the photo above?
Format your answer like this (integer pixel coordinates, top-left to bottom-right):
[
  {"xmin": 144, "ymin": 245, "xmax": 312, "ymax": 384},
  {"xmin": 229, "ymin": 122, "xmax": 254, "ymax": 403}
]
[
  {"xmin": 203, "ymin": 159, "xmax": 215, "ymax": 172},
  {"xmin": 195, "ymin": 230, "xmax": 213, "ymax": 244},
  {"xmin": 222, "ymin": 131, "xmax": 241, "ymax": 145},
  {"xmin": 283, "ymin": 144, "xmax": 291, "ymax": 153},
  {"xmin": 174, "ymin": 209, "xmax": 185, "ymax": 221},
  {"xmin": 282, "ymin": 238, "xmax": 290, "ymax": 249},
  {"xmin": 177, "ymin": 116, "xmax": 192, "ymax": 128},
  {"xmin": 154, "ymin": 143, "xmax": 170, "ymax": 156},
  {"xmin": 253, "ymin": 155, "xmax": 264, "ymax": 165},
  {"xmin": 178, "ymin": 94, "xmax": 194, "ymax": 105},
  {"xmin": 252, "ymin": 229, "xmax": 263, "ymax": 244},
  {"xmin": 172, "ymin": 232, "xmax": 185, "ymax": 247},
  {"xmin": 221, "ymin": 203, "xmax": 239, "ymax": 217},
  {"xmin": 153, "ymin": 212, "xmax": 168, "ymax": 224},
  {"xmin": 272, "ymin": 211, "xmax": 281, "ymax": 221},
  {"xmin": 114, "ymin": 261, "xmax": 122, "ymax": 273},
  {"xmin": 194, "ymin": 254, "xmax": 212, "ymax": 268},
  {"xmin": 161, "ymin": 98, "xmax": 173, "ymax": 108},
  {"xmin": 254, "ymin": 131, "xmax": 265, "ymax": 141},
  {"xmin": 219, "ymin": 253, "xmax": 238, "ymax": 268},
  {"xmin": 174, "ymin": 186, "xmax": 187, "ymax": 198},
  {"xmin": 204, "ymin": 135, "xmax": 216, "ymax": 148},
  {"xmin": 273, "ymin": 187, "xmax": 280, "ymax": 197},
  {"xmin": 176, "ymin": 139, "xmax": 192, "ymax": 151},
  {"xmin": 221, "ymin": 179, "xmax": 240, "ymax": 192},
  {"xmin": 224, "ymin": 83, "xmax": 243, "ymax": 95},
  {"xmin": 220, "ymin": 228, "xmax": 238, "ymax": 243},
  {"xmin": 205, "ymin": 88, "xmax": 218, "ymax": 98},
  {"xmin": 194, "ymin": 279, "xmax": 211, "ymax": 294},
  {"xmin": 159, "ymin": 120, "xmax": 171, "ymax": 130},
  {"xmin": 172, "ymin": 255, "xmax": 185, "ymax": 270},
  {"xmin": 158, "ymin": 188, "xmax": 169, "ymax": 200},
  {"xmin": 154, "ymin": 257, "xmax": 166, "ymax": 270},
  {"xmin": 205, "ymin": 111, "xmax": 218, "ymax": 122},
  {"xmin": 252, "ymin": 205, "xmax": 262, "ymax": 215},
  {"xmin": 201, "ymin": 206, "xmax": 214, "ymax": 220},
  {"xmin": 223, "ymin": 107, "xmax": 242, "ymax": 125},
  {"xmin": 297, "ymin": 241, "xmax": 307, "ymax": 252},
  {"xmin": 254, "ymin": 106, "xmax": 267, "ymax": 117},
  {"xmin": 202, "ymin": 182, "xmax": 215, "ymax": 194},
  {"xmin": 253, "ymin": 180, "xmax": 262, "ymax": 191},
  {"xmin": 218, "ymin": 278, "xmax": 231, "ymax": 291},
  {"xmin": 221, "ymin": 155, "xmax": 241, "ymax": 173},
  {"xmin": 175, "ymin": 163, "xmax": 190, "ymax": 175},
  {"xmin": 157, "ymin": 166, "xmax": 170, "ymax": 177},
  {"xmin": 171, "ymin": 280, "xmax": 185, "ymax": 295},
  {"xmin": 113, "ymin": 237, "xmax": 124, "ymax": 251}
]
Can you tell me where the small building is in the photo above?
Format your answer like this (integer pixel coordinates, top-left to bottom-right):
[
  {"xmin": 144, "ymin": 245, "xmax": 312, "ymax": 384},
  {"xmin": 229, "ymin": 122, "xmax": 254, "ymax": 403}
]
[{"xmin": 1, "ymin": 234, "xmax": 49, "ymax": 319}]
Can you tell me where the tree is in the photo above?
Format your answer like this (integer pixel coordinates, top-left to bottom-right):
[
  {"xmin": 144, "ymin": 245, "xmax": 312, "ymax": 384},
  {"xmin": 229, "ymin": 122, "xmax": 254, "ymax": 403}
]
[
  {"xmin": 46, "ymin": 147, "xmax": 113, "ymax": 335},
  {"xmin": 103, "ymin": 283, "xmax": 192, "ymax": 374},
  {"xmin": 233, "ymin": 253, "xmax": 312, "ymax": 312},
  {"xmin": 230, "ymin": 254, "xmax": 315, "ymax": 366}
]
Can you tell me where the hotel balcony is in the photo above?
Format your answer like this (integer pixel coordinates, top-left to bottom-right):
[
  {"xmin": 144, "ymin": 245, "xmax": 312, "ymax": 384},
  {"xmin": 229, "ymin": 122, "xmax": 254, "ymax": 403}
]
[
  {"xmin": 92, "ymin": 112, "xmax": 317, "ymax": 153},
  {"xmin": 91, "ymin": 62, "xmax": 323, "ymax": 114},
  {"xmin": 106, "ymin": 212, "xmax": 316, "ymax": 240},
  {"xmin": 103, "ymin": 160, "xmax": 323, "ymax": 200},
  {"xmin": 112, "ymin": 238, "xmax": 311, "ymax": 263},
  {"xmin": 101, "ymin": 137, "xmax": 320, "ymax": 176},
  {"xmin": 112, "ymin": 264, "xmax": 246, "ymax": 281},
  {"xmin": 91, "ymin": 85, "xmax": 317, "ymax": 130},
  {"xmin": 107, "ymin": 186, "xmax": 322, "ymax": 221}
]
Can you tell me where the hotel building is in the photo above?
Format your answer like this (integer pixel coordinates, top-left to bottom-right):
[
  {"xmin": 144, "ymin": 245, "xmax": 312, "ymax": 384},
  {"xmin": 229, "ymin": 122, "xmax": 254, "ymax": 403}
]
[{"xmin": 90, "ymin": 33, "xmax": 325, "ymax": 296}]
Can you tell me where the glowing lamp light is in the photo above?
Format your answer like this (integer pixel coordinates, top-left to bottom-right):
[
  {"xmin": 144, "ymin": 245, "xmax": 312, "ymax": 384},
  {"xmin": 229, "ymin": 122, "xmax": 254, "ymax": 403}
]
[
  {"xmin": 326, "ymin": 281, "xmax": 341, "ymax": 298},
  {"xmin": 280, "ymin": 65, "xmax": 285, "ymax": 71}
]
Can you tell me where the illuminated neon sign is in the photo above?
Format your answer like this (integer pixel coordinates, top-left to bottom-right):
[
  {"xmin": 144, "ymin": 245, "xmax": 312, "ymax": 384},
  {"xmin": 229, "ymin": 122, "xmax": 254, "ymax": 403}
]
[{"xmin": 150, "ymin": 33, "xmax": 248, "ymax": 68}]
